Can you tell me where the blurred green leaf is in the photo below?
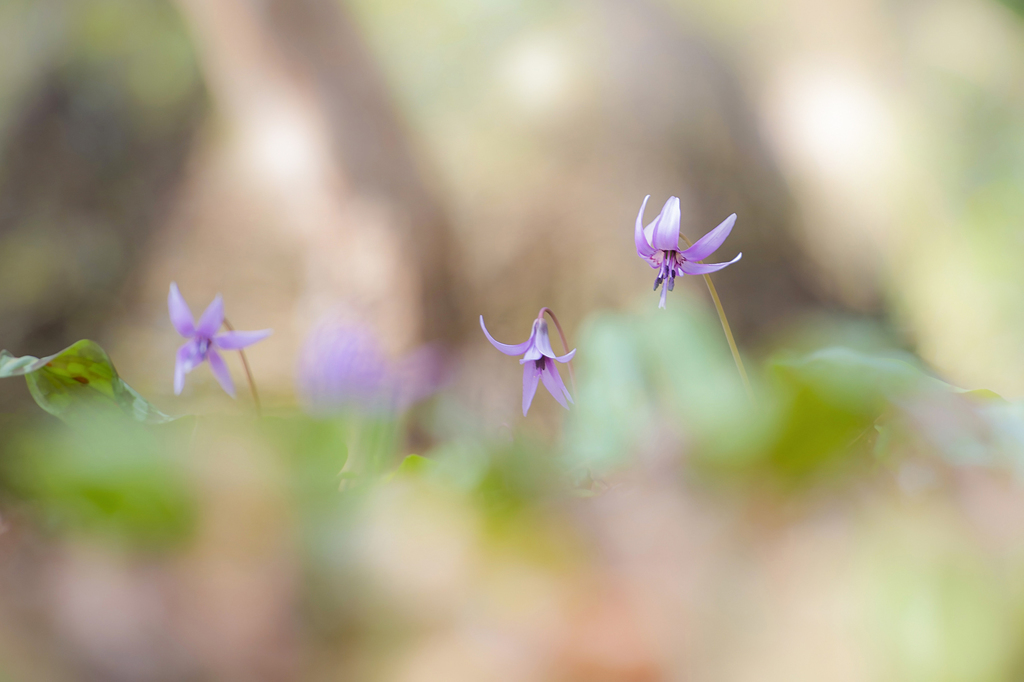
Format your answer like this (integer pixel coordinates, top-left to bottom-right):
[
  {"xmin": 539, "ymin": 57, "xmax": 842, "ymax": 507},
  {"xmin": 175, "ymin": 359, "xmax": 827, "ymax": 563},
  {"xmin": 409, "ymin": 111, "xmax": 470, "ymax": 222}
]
[
  {"xmin": 564, "ymin": 302, "xmax": 988, "ymax": 487},
  {"xmin": 563, "ymin": 298, "xmax": 753, "ymax": 476},
  {"xmin": 4, "ymin": 417, "xmax": 195, "ymax": 549},
  {"xmin": 0, "ymin": 340, "xmax": 173, "ymax": 425},
  {"xmin": 259, "ymin": 414, "xmax": 353, "ymax": 570},
  {"xmin": 709, "ymin": 347, "xmax": 944, "ymax": 484},
  {"xmin": 389, "ymin": 454, "xmax": 438, "ymax": 479},
  {"xmin": 998, "ymin": 0, "xmax": 1024, "ymax": 20}
]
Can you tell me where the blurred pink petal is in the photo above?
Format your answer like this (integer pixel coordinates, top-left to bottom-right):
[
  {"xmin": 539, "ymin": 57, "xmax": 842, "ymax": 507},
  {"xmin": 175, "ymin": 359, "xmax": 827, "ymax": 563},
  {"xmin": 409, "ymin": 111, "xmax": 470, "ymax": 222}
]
[
  {"xmin": 195, "ymin": 294, "xmax": 224, "ymax": 339},
  {"xmin": 168, "ymin": 283, "xmax": 195, "ymax": 338},
  {"xmin": 206, "ymin": 349, "xmax": 235, "ymax": 398},
  {"xmin": 214, "ymin": 329, "xmax": 273, "ymax": 350},
  {"xmin": 480, "ymin": 316, "xmax": 535, "ymax": 356},
  {"xmin": 680, "ymin": 213, "xmax": 736, "ymax": 262},
  {"xmin": 634, "ymin": 195, "xmax": 656, "ymax": 260},
  {"xmin": 650, "ymin": 196, "xmax": 681, "ymax": 251},
  {"xmin": 522, "ymin": 362, "xmax": 541, "ymax": 416}
]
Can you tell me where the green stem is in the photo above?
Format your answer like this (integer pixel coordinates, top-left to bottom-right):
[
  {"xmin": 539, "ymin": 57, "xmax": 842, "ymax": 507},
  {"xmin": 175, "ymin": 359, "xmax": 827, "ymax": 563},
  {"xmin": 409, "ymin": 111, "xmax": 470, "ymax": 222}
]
[
  {"xmin": 679, "ymin": 235, "xmax": 754, "ymax": 402},
  {"xmin": 222, "ymin": 317, "xmax": 262, "ymax": 418}
]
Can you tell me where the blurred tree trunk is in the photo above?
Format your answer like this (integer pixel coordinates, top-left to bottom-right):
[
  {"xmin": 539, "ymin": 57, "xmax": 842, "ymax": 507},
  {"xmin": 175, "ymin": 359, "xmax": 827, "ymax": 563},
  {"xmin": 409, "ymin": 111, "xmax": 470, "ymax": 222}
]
[
  {"xmin": 172, "ymin": 0, "xmax": 459, "ymax": 347},
  {"xmin": 0, "ymin": 2, "xmax": 207, "ymax": 415}
]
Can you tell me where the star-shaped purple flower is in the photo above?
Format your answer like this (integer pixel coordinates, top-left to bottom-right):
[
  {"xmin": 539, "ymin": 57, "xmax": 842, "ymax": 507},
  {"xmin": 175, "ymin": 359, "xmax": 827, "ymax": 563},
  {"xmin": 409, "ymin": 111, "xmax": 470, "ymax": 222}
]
[
  {"xmin": 168, "ymin": 283, "xmax": 272, "ymax": 397},
  {"xmin": 480, "ymin": 313, "xmax": 576, "ymax": 416},
  {"xmin": 635, "ymin": 195, "xmax": 742, "ymax": 308}
]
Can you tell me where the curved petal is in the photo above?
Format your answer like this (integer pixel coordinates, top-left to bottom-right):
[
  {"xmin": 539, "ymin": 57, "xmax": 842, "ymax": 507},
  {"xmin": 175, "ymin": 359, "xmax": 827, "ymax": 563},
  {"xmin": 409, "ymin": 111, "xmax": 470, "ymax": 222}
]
[
  {"xmin": 554, "ymin": 348, "xmax": 576, "ymax": 363},
  {"xmin": 214, "ymin": 329, "xmax": 272, "ymax": 350},
  {"xmin": 680, "ymin": 213, "xmax": 736, "ymax": 262},
  {"xmin": 522, "ymin": 362, "xmax": 541, "ymax": 416},
  {"xmin": 650, "ymin": 196, "xmax": 681, "ymax": 251},
  {"xmin": 534, "ymin": 320, "xmax": 558, "ymax": 359},
  {"xmin": 174, "ymin": 341, "xmax": 203, "ymax": 395},
  {"xmin": 540, "ymin": 358, "xmax": 570, "ymax": 409},
  {"xmin": 184, "ymin": 341, "xmax": 205, "ymax": 372},
  {"xmin": 634, "ymin": 195, "xmax": 655, "ymax": 258},
  {"xmin": 168, "ymin": 283, "xmax": 195, "ymax": 338},
  {"xmin": 196, "ymin": 294, "xmax": 225, "ymax": 339},
  {"xmin": 480, "ymin": 316, "xmax": 533, "ymax": 356},
  {"xmin": 678, "ymin": 252, "xmax": 742, "ymax": 275},
  {"xmin": 206, "ymin": 348, "xmax": 236, "ymax": 398}
]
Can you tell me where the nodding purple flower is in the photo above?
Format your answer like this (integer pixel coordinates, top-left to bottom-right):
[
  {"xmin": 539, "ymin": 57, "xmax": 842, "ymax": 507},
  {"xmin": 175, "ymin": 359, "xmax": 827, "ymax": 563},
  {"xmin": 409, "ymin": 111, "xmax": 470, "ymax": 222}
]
[
  {"xmin": 297, "ymin": 320, "xmax": 443, "ymax": 415},
  {"xmin": 480, "ymin": 313, "xmax": 575, "ymax": 416},
  {"xmin": 168, "ymin": 283, "xmax": 271, "ymax": 397},
  {"xmin": 635, "ymin": 195, "xmax": 742, "ymax": 308}
]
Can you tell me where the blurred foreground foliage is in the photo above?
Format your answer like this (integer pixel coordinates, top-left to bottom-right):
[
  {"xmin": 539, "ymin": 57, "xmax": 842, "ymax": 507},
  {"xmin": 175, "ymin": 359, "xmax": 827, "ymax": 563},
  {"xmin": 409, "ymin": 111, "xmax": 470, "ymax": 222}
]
[
  {"xmin": 1, "ymin": 297, "xmax": 1020, "ymax": 547},
  {"xmin": 566, "ymin": 296, "xmax": 1017, "ymax": 489},
  {"xmin": 4, "ymin": 302, "xmax": 1024, "ymax": 678},
  {"xmin": 2, "ymin": 416, "xmax": 195, "ymax": 549}
]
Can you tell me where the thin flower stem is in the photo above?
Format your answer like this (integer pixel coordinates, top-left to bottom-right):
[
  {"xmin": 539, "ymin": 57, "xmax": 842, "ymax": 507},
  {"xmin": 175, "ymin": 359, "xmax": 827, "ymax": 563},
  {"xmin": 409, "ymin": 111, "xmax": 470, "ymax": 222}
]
[
  {"xmin": 222, "ymin": 317, "xmax": 262, "ymax": 418},
  {"xmin": 538, "ymin": 307, "xmax": 577, "ymax": 396},
  {"xmin": 679, "ymin": 235, "xmax": 754, "ymax": 402}
]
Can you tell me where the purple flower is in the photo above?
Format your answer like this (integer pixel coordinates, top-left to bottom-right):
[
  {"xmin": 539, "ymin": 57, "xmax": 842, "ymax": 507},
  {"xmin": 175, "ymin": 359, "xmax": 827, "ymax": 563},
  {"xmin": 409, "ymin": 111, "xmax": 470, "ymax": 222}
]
[
  {"xmin": 480, "ymin": 313, "xmax": 575, "ymax": 416},
  {"xmin": 297, "ymin": 320, "xmax": 443, "ymax": 414},
  {"xmin": 635, "ymin": 195, "xmax": 742, "ymax": 308},
  {"xmin": 168, "ymin": 283, "xmax": 271, "ymax": 397}
]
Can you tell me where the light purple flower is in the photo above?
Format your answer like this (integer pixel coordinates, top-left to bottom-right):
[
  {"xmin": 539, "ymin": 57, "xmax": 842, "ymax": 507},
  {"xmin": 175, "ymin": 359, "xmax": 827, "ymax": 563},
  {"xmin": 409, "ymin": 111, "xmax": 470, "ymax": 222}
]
[
  {"xmin": 480, "ymin": 314, "xmax": 575, "ymax": 416},
  {"xmin": 168, "ymin": 282, "xmax": 271, "ymax": 397},
  {"xmin": 297, "ymin": 320, "xmax": 443, "ymax": 415},
  {"xmin": 635, "ymin": 195, "xmax": 742, "ymax": 308}
]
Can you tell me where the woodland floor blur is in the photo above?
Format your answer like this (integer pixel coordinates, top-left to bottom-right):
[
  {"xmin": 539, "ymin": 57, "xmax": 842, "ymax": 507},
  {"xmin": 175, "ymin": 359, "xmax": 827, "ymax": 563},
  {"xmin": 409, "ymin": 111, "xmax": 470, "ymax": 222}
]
[{"xmin": 3, "ymin": 0, "xmax": 1024, "ymax": 680}]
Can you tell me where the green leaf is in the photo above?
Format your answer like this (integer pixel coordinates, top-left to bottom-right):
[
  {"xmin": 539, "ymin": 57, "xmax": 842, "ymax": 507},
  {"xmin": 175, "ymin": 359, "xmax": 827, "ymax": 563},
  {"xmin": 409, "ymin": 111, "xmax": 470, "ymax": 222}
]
[
  {"xmin": 389, "ymin": 454, "xmax": 438, "ymax": 480},
  {"xmin": 0, "ymin": 340, "xmax": 174, "ymax": 425},
  {"xmin": 4, "ymin": 416, "xmax": 196, "ymax": 549}
]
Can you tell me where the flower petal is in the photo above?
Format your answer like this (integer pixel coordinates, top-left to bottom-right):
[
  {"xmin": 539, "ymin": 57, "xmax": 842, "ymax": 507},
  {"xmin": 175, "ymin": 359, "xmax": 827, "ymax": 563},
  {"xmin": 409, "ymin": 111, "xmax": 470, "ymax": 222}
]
[
  {"xmin": 534, "ymin": 320, "xmax": 576, "ymax": 362},
  {"xmin": 534, "ymin": 320, "xmax": 558, "ymax": 359},
  {"xmin": 214, "ymin": 329, "xmax": 273, "ymax": 350},
  {"xmin": 540, "ymin": 357, "xmax": 570, "ymax": 409},
  {"xmin": 196, "ymin": 294, "xmax": 225, "ymax": 339},
  {"xmin": 206, "ymin": 348, "xmax": 236, "ymax": 398},
  {"xmin": 680, "ymin": 213, "xmax": 736, "ymax": 262},
  {"xmin": 650, "ymin": 196, "xmax": 681, "ymax": 251},
  {"xmin": 522, "ymin": 362, "xmax": 541, "ymax": 416},
  {"xmin": 480, "ymin": 315, "xmax": 534, "ymax": 356},
  {"xmin": 634, "ymin": 195, "xmax": 656, "ymax": 259},
  {"xmin": 173, "ymin": 342, "xmax": 197, "ymax": 395},
  {"xmin": 678, "ymin": 252, "xmax": 742, "ymax": 275},
  {"xmin": 168, "ymin": 283, "xmax": 195, "ymax": 338}
]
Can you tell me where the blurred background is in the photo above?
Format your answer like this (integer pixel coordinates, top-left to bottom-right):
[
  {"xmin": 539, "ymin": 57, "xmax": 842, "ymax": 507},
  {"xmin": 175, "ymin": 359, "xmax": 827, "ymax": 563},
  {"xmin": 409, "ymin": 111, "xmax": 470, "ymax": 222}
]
[{"xmin": 3, "ymin": 0, "xmax": 1024, "ymax": 679}]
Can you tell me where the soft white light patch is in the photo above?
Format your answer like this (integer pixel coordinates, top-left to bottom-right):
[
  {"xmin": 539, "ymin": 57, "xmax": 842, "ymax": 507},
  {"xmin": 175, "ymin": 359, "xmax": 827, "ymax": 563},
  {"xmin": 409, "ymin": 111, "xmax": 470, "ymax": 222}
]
[
  {"xmin": 500, "ymin": 35, "xmax": 571, "ymax": 116},
  {"xmin": 769, "ymin": 65, "xmax": 894, "ymax": 182},
  {"xmin": 762, "ymin": 63, "xmax": 900, "ymax": 309},
  {"xmin": 241, "ymin": 101, "xmax": 326, "ymax": 187}
]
